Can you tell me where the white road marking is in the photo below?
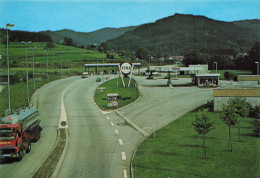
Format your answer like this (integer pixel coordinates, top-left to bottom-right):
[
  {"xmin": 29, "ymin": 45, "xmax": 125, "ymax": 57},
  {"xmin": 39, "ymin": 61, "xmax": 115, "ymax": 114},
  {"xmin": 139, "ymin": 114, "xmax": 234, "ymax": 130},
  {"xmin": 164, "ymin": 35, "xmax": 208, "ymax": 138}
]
[
  {"xmin": 110, "ymin": 122, "xmax": 114, "ymax": 127},
  {"xmin": 115, "ymin": 129, "xmax": 119, "ymax": 135},
  {"xmin": 121, "ymin": 152, "xmax": 126, "ymax": 160},
  {"xmin": 118, "ymin": 139, "xmax": 123, "ymax": 145},
  {"xmin": 124, "ymin": 170, "xmax": 127, "ymax": 178},
  {"xmin": 106, "ymin": 116, "xmax": 110, "ymax": 120}
]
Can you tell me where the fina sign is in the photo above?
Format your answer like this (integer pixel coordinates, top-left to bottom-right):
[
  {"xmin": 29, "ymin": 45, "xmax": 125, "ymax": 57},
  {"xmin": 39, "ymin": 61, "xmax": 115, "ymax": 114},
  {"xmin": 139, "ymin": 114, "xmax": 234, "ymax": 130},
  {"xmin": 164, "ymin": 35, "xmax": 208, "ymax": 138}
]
[{"xmin": 120, "ymin": 62, "xmax": 132, "ymax": 75}]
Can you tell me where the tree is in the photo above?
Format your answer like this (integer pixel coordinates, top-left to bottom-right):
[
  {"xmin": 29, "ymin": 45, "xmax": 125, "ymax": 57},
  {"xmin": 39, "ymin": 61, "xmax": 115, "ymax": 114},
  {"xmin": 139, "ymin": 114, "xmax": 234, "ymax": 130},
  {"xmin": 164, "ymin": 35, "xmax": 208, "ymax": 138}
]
[
  {"xmin": 136, "ymin": 48, "xmax": 148, "ymax": 61},
  {"xmin": 192, "ymin": 109, "xmax": 215, "ymax": 159},
  {"xmin": 46, "ymin": 42, "xmax": 54, "ymax": 49},
  {"xmin": 220, "ymin": 101, "xmax": 239, "ymax": 152},
  {"xmin": 228, "ymin": 97, "xmax": 249, "ymax": 141},
  {"xmin": 249, "ymin": 41, "xmax": 260, "ymax": 74},
  {"xmin": 183, "ymin": 50, "xmax": 210, "ymax": 67}
]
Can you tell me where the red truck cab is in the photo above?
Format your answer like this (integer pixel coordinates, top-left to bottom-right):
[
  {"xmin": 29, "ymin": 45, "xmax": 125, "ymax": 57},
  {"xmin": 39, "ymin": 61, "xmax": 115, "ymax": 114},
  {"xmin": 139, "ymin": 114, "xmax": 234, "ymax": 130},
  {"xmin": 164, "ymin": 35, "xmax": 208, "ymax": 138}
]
[{"xmin": 0, "ymin": 107, "xmax": 42, "ymax": 161}]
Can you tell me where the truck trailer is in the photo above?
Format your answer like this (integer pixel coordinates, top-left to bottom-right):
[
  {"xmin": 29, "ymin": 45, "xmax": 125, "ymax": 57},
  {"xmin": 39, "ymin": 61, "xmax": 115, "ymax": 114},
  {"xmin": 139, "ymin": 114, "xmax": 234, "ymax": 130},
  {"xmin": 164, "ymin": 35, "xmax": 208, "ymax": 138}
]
[{"xmin": 0, "ymin": 107, "xmax": 42, "ymax": 161}]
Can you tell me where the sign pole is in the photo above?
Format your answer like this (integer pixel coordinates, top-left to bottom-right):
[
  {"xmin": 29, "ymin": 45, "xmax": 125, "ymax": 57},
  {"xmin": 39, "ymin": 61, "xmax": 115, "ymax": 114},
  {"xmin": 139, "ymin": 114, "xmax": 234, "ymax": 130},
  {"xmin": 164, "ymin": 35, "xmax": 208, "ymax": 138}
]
[{"xmin": 128, "ymin": 64, "xmax": 135, "ymax": 87}]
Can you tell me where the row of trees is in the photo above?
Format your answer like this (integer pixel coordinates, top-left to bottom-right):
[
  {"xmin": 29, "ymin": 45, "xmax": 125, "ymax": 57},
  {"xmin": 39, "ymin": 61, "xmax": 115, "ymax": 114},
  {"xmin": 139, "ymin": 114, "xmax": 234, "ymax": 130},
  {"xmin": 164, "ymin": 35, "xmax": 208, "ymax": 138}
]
[
  {"xmin": 192, "ymin": 97, "xmax": 259, "ymax": 159},
  {"xmin": 183, "ymin": 41, "xmax": 260, "ymax": 74},
  {"xmin": 0, "ymin": 29, "xmax": 52, "ymax": 43}
]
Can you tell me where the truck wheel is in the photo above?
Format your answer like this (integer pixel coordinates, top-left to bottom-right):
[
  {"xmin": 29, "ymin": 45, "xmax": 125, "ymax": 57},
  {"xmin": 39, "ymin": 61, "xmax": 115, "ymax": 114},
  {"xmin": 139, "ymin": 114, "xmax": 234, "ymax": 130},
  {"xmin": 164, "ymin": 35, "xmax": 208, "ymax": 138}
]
[
  {"xmin": 33, "ymin": 132, "xmax": 41, "ymax": 142},
  {"xmin": 17, "ymin": 148, "xmax": 24, "ymax": 161},
  {"xmin": 26, "ymin": 140, "xmax": 31, "ymax": 153}
]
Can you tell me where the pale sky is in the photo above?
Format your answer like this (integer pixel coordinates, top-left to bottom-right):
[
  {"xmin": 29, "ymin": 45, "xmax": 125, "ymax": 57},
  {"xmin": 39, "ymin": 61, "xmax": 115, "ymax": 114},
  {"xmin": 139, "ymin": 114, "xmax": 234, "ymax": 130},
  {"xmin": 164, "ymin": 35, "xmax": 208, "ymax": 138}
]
[{"xmin": 0, "ymin": 0, "xmax": 259, "ymax": 32}]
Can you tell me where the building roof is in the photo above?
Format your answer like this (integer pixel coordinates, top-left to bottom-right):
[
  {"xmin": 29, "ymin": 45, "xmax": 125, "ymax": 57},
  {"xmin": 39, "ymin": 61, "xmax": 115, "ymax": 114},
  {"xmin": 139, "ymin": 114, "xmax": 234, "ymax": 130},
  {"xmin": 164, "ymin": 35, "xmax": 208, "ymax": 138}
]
[
  {"xmin": 84, "ymin": 63, "xmax": 141, "ymax": 67},
  {"xmin": 195, "ymin": 73, "xmax": 220, "ymax": 77}
]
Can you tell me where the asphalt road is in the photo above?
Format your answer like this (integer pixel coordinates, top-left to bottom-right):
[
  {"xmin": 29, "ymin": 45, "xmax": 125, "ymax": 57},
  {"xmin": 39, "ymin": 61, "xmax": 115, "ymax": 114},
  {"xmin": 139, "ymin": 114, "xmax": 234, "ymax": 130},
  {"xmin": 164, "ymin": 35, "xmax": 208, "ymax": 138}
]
[
  {"xmin": 0, "ymin": 77, "xmax": 79, "ymax": 178},
  {"xmin": 0, "ymin": 75, "xmax": 213, "ymax": 178}
]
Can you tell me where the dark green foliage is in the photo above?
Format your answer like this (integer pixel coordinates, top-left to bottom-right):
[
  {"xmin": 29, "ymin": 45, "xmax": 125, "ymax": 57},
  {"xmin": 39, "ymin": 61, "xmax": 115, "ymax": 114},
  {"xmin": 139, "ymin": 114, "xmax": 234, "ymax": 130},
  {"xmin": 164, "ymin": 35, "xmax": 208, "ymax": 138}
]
[
  {"xmin": 192, "ymin": 109, "xmax": 215, "ymax": 159},
  {"xmin": 40, "ymin": 27, "xmax": 136, "ymax": 47},
  {"xmin": 98, "ymin": 43, "xmax": 107, "ymax": 53},
  {"xmin": 63, "ymin": 37, "xmax": 74, "ymax": 46},
  {"xmin": 249, "ymin": 41, "xmax": 260, "ymax": 74},
  {"xmin": 253, "ymin": 119, "xmax": 260, "ymax": 137},
  {"xmin": 249, "ymin": 105, "xmax": 260, "ymax": 119},
  {"xmin": 192, "ymin": 109, "xmax": 215, "ymax": 135},
  {"xmin": 224, "ymin": 71, "xmax": 230, "ymax": 80},
  {"xmin": 183, "ymin": 50, "xmax": 210, "ymax": 66},
  {"xmin": 46, "ymin": 42, "xmax": 54, "ymax": 49},
  {"xmin": 5, "ymin": 29, "xmax": 52, "ymax": 42},
  {"xmin": 105, "ymin": 14, "xmax": 257, "ymax": 56},
  {"xmin": 136, "ymin": 48, "xmax": 148, "ymax": 60}
]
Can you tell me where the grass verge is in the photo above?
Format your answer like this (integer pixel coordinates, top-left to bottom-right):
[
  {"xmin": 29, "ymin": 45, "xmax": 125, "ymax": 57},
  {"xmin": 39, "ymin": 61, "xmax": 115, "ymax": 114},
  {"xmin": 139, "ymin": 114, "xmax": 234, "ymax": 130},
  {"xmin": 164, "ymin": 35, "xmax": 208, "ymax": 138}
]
[
  {"xmin": 94, "ymin": 77, "xmax": 139, "ymax": 110},
  {"xmin": 0, "ymin": 76, "xmax": 60, "ymax": 116},
  {"xmin": 133, "ymin": 106, "xmax": 259, "ymax": 178}
]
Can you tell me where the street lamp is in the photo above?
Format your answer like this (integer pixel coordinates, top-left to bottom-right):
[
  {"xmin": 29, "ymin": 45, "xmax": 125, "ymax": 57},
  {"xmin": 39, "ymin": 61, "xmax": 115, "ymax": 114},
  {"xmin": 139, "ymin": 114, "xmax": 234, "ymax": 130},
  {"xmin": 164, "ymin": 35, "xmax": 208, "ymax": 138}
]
[
  {"xmin": 60, "ymin": 51, "xmax": 64, "ymax": 78},
  {"xmin": 53, "ymin": 53, "xmax": 55, "ymax": 77},
  {"xmin": 255, "ymin": 62, "xmax": 259, "ymax": 75},
  {"xmin": 6, "ymin": 23, "xmax": 15, "ymax": 112},
  {"xmin": 45, "ymin": 49, "xmax": 50, "ymax": 81},
  {"xmin": 21, "ymin": 41, "xmax": 32, "ymax": 104},
  {"xmin": 214, "ymin": 62, "xmax": 218, "ymax": 73},
  {"xmin": 29, "ymin": 47, "xmax": 37, "ymax": 90}
]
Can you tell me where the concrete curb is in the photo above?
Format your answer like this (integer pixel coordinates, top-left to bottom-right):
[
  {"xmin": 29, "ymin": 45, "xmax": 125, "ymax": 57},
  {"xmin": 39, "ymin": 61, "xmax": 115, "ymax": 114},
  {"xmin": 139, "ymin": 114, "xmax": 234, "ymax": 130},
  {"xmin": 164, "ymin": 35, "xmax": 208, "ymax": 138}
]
[
  {"xmin": 115, "ymin": 111, "xmax": 149, "ymax": 137},
  {"xmin": 32, "ymin": 129, "xmax": 60, "ymax": 177},
  {"xmin": 51, "ymin": 129, "xmax": 69, "ymax": 178}
]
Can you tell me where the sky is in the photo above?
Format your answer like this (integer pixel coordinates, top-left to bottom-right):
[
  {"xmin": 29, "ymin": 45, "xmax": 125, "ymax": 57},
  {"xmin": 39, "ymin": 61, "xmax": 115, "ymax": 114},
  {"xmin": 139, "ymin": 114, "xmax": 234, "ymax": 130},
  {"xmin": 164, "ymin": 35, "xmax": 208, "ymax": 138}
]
[{"xmin": 0, "ymin": 0, "xmax": 259, "ymax": 32}]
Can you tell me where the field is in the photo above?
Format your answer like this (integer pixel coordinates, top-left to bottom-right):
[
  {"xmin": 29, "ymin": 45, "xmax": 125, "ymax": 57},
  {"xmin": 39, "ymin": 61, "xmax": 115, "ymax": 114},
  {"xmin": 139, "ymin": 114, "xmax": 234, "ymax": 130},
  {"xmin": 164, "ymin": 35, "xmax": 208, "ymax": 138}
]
[
  {"xmin": 133, "ymin": 106, "xmax": 259, "ymax": 178},
  {"xmin": 0, "ymin": 76, "xmax": 61, "ymax": 116},
  {"xmin": 0, "ymin": 42, "xmax": 124, "ymax": 116},
  {"xmin": 94, "ymin": 77, "xmax": 139, "ymax": 110},
  {"xmin": 0, "ymin": 42, "xmax": 124, "ymax": 75}
]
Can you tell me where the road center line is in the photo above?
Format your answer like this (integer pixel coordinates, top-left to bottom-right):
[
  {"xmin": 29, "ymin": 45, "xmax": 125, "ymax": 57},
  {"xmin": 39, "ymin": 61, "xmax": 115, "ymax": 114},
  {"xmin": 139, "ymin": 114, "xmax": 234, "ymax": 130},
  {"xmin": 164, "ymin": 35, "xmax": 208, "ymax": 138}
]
[
  {"xmin": 115, "ymin": 129, "xmax": 119, "ymax": 134},
  {"xmin": 118, "ymin": 139, "xmax": 123, "ymax": 145},
  {"xmin": 106, "ymin": 116, "xmax": 110, "ymax": 120},
  {"xmin": 123, "ymin": 170, "xmax": 127, "ymax": 178},
  {"xmin": 121, "ymin": 152, "xmax": 126, "ymax": 160},
  {"xmin": 110, "ymin": 122, "xmax": 115, "ymax": 127}
]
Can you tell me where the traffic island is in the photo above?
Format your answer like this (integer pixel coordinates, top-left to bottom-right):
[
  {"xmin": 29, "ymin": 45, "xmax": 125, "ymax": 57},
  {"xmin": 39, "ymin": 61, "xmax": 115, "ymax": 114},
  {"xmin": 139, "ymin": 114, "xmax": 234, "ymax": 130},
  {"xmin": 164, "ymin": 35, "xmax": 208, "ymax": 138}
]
[
  {"xmin": 32, "ymin": 129, "xmax": 67, "ymax": 178},
  {"xmin": 94, "ymin": 77, "xmax": 139, "ymax": 110}
]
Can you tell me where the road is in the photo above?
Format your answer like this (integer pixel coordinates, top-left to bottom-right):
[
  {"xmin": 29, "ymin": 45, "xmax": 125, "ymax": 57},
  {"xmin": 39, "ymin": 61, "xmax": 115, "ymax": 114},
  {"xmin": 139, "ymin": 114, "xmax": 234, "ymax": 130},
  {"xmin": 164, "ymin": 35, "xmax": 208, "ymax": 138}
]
[
  {"xmin": 0, "ymin": 77, "xmax": 79, "ymax": 177},
  {"xmin": 0, "ymin": 76, "xmax": 213, "ymax": 178}
]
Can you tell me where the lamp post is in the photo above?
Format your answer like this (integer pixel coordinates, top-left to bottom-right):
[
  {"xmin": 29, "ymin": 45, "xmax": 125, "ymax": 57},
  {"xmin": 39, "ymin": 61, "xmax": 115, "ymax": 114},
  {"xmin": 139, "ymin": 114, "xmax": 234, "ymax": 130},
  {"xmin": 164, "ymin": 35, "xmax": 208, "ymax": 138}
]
[
  {"xmin": 52, "ymin": 53, "xmax": 54, "ymax": 77},
  {"xmin": 60, "ymin": 51, "xmax": 63, "ymax": 78},
  {"xmin": 214, "ymin": 62, "xmax": 218, "ymax": 73},
  {"xmin": 6, "ymin": 23, "xmax": 15, "ymax": 112},
  {"xmin": 67, "ymin": 54, "xmax": 70, "ymax": 77},
  {"xmin": 255, "ymin": 62, "xmax": 259, "ymax": 75},
  {"xmin": 45, "ymin": 49, "xmax": 50, "ymax": 81},
  {"xmin": 29, "ymin": 47, "xmax": 37, "ymax": 90},
  {"xmin": 22, "ymin": 41, "xmax": 32, "ymax": 104}
]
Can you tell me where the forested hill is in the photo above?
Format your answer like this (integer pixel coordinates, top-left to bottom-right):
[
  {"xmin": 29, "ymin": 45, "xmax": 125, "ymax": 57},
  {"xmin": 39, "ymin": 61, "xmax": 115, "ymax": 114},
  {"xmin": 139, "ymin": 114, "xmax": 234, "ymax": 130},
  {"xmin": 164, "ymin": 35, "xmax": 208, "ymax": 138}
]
[
  {"xmin": 40, "ymin": 26, "xmax": 136, "ymax": 46},
  {"xmin": 0, "ymin": 29, "xmax": 52, "ymax": 43},
  {"xmin": 105, "ymin": 14, "xmax": 259, "ymax": 56}
]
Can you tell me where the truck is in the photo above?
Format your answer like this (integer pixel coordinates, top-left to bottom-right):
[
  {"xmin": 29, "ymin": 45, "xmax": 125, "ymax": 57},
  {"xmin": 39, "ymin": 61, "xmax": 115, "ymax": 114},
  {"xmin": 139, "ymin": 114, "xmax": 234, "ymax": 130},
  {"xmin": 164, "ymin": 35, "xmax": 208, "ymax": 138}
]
[{"xmin": 0, "ymin": 107, "xmax": 42, "ymax": 161}]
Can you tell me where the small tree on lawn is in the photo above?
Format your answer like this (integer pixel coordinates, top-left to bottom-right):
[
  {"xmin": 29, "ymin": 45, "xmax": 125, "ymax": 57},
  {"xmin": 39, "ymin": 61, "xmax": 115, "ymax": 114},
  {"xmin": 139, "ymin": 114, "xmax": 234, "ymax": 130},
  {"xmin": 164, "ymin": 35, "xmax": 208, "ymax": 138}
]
[
  {"xmin": 220, "ymin": 103, "xmax": 239, "ymax": 152},
  {"xmin": 229, "ymin": 97, "xmax": 249, "ymax": 141},
  {"xmin": 192, "ymin": 109, "xmax": 215, "ymax": 159}
]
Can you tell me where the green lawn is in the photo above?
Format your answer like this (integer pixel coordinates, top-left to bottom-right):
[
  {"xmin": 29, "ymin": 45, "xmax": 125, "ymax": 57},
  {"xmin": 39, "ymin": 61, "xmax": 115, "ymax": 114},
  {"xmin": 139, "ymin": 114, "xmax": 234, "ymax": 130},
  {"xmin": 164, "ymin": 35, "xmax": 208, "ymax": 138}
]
[
  {"xmin": 0, "ymin": 76, "xmax": 60, "ymax": 116},
  {"xmin": 133, "ymin": 107, "xmax": 259, "ymax": 178},
  {"xmin": 210, "ymin": 70, "xmax": 252, "ymax": 80},
  {"xmin": 0, "ymin": 42, "xmax": 124, "ymax": 70},
  {"xmin": 94, "ymin": 77, "xmax": 139, "ymax": 110}
]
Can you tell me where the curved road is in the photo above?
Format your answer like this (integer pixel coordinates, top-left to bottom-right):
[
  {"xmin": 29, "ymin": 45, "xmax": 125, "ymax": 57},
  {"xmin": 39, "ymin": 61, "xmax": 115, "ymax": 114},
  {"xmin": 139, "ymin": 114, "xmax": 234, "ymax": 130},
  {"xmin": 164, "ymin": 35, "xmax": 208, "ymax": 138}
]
[{"xmin": 0, "ymin": 76, "xmax": 213, "ymax": 178}]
